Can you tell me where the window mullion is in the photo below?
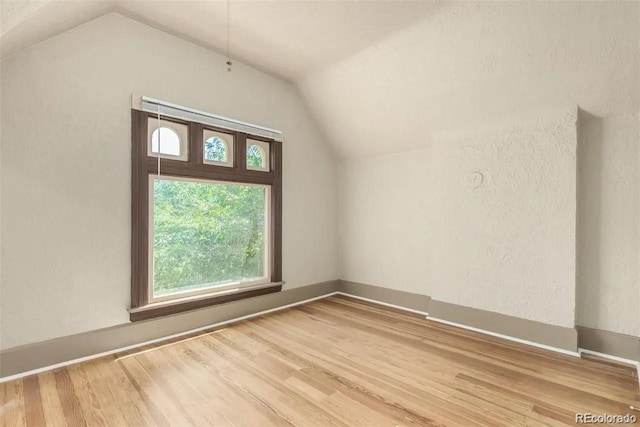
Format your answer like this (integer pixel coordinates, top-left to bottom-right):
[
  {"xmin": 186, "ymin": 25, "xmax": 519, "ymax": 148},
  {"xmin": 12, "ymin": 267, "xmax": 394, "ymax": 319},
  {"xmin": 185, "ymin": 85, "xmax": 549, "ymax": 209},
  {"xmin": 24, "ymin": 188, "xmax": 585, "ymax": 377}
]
[
  {"xmin": 236, "ymin": 132, "xmax": 247, "ymax": 172},
  {"xmin": 190, "ymin": 122, "xmax": 203, "ymax": 166}
]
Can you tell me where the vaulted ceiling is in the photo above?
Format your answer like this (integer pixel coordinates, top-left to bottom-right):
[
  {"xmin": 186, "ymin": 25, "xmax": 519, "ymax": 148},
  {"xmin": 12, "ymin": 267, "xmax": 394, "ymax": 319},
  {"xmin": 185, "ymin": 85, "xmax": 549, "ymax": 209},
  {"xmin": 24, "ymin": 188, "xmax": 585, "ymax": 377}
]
[
  {"xmin": 298, "ymin": 1, "xmax": 640, "ymax": 157},
  {"xmin": 2, "ymin": 1, "xmax": 639, "ymax": 159},
  {"xmin": 0, "ymin": 0, "xmax": 442, "ymax": 79}
]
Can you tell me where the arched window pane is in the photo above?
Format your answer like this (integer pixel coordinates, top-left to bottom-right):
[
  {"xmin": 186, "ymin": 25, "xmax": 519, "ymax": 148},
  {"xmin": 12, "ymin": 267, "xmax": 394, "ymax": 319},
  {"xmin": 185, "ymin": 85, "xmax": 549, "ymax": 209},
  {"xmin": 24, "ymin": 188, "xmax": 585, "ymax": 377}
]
[
  {"xmin": 151, "ymin": 127, "xmax": 181, "ymax": 156},
  {"xmin": 247, "ymin": 144, "xmax": 264, "ymax": 168},
  {"xmin": 203, "ymin": 130, "xmax": 234, "ymax": 167},
  {"xmin": 205, "ymin": 137, "xmax": 227, "ymax": 162}
]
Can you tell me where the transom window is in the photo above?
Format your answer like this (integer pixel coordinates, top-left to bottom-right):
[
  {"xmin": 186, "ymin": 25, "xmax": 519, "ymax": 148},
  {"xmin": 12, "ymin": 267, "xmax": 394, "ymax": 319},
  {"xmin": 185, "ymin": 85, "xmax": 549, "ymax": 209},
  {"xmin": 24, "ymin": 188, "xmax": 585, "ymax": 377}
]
[
  {"xmin": 247, "ymin": 139, "xmax": 270, "ymax": 171},
  {"xmin": 203, "ymin": 129, "xmax": 234, "ymax": 167},
  {"xmin": 131, "ymin": 110, "xmax": 282, "ymax": 321},
  {"xmin": 147, "ymin": 118, "xmax": 188, "ymax": 161},
  {"xmin": 151, "ymin": 128, "xmax": 180, "ymax": 156}
]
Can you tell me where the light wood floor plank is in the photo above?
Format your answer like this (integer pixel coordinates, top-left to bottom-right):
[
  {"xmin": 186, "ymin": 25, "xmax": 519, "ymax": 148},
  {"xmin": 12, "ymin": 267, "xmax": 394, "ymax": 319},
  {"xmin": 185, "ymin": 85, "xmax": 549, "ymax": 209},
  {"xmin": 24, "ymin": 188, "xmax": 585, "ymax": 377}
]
[
  {"xmin": 66, "ymin": 363, "xmax": 108, "ymax": 427},
  {"xmin": 3, "ymin": 376, "xmax": 27, "ymax": 427},
  {"xmin": 53, "ymin": 369, "xmax": 86, "ymax": 427},
  {"xmin": 37, "ymin": 371, "xmax": 68, "ymax": 427},
  {"xmin": 22, "ymin": 375, "xmax": 45, "ymax": 427},
  {"xmin": 116, "ymin": 355, "xmax": 191, "ymax": 426}
]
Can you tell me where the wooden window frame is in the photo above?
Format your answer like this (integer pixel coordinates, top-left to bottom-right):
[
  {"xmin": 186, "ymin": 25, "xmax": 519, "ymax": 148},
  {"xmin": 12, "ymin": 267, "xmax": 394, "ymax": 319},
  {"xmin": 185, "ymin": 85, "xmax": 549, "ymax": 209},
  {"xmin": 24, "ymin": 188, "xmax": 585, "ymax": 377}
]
[{"xmin": 129, "ymin": 109, "xmax": 283, "ymax": 322}]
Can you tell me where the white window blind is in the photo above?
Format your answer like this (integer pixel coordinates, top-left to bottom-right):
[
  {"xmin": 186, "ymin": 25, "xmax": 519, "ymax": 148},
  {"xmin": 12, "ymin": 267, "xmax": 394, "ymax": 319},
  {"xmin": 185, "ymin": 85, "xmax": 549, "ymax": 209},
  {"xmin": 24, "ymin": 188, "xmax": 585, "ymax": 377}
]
[{"xmin": 137, "ymin": 96, "xmax": 282, "ymax": 141}]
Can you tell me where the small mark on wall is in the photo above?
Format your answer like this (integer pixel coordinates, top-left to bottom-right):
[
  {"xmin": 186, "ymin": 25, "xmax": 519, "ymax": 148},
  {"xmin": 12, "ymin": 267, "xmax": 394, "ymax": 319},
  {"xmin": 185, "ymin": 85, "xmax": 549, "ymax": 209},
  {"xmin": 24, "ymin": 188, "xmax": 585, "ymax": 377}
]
[{"xmin": 466, "ymin": 171, "xmax": 485, "ymax": 189}]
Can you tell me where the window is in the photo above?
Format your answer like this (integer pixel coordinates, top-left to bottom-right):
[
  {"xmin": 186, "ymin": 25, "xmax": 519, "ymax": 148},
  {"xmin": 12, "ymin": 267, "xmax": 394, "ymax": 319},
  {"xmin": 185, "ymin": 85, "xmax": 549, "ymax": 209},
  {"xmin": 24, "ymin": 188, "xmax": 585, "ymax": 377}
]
[
  {"xmin": 131, "ymin": 110, "xmax": 282, "ymax": 321},
  {"xmin": 147, "ymin": 118, "xmax": 188, "ymax": 161},
  {"xmin": 246, "ymin": 139, "xmax": 270, "ymax": 171},
  {"xmin": 150, "ymin": 177, "xmax": 269, "ymax": 302},
  {"xmin": 203, "ymin": 129, "xmax": 234, "ymax": 167},
  {"xmin": 151, "ymin": 128, "xmax": 180, "ymax": 156}
]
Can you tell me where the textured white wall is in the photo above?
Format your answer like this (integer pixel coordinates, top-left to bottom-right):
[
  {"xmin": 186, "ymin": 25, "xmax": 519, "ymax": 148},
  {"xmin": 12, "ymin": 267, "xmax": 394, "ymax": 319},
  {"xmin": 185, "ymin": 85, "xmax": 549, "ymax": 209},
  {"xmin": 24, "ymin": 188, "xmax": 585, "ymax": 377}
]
[
  {"xmin": 577, "ymin": 115, "xmax": 640, "ymax": 337},
  {"xmin": 340, "ymin": 110, "xmax": 578, "ymax": 328},
  {"xmin": 430, "ymin": 110, "xmax": 577, "ymax": 328},
  {"xmin": 0, "ymin": 13, "xmax": 338, "ymax": 350}
]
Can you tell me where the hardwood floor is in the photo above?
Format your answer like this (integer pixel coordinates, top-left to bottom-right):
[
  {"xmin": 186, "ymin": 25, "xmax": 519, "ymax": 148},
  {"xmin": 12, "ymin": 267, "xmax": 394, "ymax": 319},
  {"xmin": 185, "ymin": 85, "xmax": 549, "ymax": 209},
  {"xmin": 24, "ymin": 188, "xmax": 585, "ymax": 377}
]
[{"xmin": 2, "ymin": 295, "xmax": 638, "ymax": 426}]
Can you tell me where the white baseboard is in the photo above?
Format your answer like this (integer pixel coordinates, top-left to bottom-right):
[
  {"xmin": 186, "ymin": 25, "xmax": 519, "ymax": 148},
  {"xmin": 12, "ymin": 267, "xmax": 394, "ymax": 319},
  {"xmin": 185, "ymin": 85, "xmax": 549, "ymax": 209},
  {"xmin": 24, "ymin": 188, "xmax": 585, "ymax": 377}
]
[
  {"xmin": 426, "ymin": 315, "xmax": 580, "ymax": 358},
  {"xmin": 578, "ymin": 348, "xmax": 640, "ymax": 387},
  {"xmin": 335, "ymin": 291, "xmax": 429, "ymax": 316},
  {"xmin": 578, "ymin": 348, "xmax": 639, "ymax": 366},
  {"xmin": 337, "ymin": 293, "xmax": 599, "ymax": 364}
]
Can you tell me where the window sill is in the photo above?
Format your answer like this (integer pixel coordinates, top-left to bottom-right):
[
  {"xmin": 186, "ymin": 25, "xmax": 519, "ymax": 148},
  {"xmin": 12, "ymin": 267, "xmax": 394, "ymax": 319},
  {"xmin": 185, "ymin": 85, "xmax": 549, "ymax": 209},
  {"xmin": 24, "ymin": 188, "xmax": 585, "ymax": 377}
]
[{"xmin": 128, "ymin": 282, "xmax": 284, "ymax": 322}]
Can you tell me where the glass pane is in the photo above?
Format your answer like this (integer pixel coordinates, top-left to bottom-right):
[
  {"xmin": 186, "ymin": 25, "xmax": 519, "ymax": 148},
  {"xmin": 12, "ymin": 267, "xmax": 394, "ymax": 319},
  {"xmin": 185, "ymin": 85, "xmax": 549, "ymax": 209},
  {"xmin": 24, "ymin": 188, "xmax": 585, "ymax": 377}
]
[
  {"xmin": 152, "ymin": 178, "xmax": 268, "ymax": 298},
  {"xmin": 151, "ymin": 127, "xmax": 181, "ymax": 156},
  {"xmin": 247, "ymin": 144, "xmax": 264, "ymax": 168},
  {"xmin": 204, "ymin": 137, "xmax": 227, "ymax": 162}
]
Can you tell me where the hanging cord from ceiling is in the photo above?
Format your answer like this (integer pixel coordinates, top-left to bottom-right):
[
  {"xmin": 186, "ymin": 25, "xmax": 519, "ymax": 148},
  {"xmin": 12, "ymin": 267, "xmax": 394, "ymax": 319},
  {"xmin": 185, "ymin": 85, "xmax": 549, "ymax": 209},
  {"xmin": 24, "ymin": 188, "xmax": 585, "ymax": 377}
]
[{"xmin": 226, "ymin": 0, "xmax": 232, "ymax": 72}]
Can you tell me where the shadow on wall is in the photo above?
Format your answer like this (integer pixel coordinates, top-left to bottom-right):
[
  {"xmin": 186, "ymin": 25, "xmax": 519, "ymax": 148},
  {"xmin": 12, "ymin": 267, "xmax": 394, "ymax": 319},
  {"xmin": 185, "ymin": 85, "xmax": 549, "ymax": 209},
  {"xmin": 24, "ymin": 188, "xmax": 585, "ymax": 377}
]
[
  {"xmin": 575, "ymin": 108, "xmax": 640, "ymax": 338},
  {"xmin": 575, "ymin": 108, "xmax": 604, "ymax": 328}
]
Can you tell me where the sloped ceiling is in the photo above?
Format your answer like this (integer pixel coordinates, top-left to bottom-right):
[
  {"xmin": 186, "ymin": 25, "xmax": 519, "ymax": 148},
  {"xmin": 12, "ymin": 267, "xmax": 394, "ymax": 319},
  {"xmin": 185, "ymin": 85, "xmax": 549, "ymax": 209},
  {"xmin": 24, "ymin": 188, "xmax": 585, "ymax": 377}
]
[
  {"xmin": 2, "ymin": 1, "xmax": 639, "ymax": 159},
  {"xmin": 0, "ymin": 0, "xmax": 443, "ymax": 79},
  {"xmin": 298, "ymin": 1, "xmax": 640, "ymax": 158},
  {"xmin": 1, "ymin": 0, "xmax": 113, "ymax": 55},
  {"xmin": 116, "ymin": 0, "xmax": 444, "ymax": 80}
]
